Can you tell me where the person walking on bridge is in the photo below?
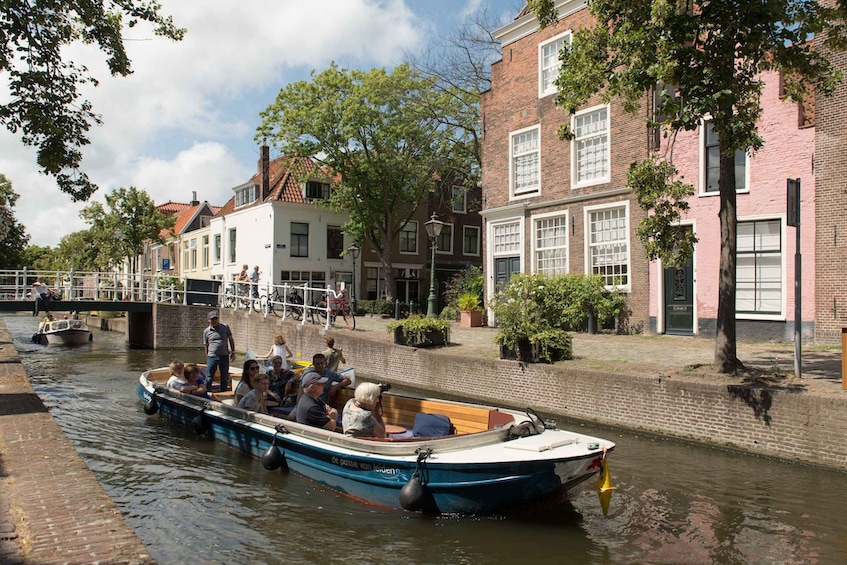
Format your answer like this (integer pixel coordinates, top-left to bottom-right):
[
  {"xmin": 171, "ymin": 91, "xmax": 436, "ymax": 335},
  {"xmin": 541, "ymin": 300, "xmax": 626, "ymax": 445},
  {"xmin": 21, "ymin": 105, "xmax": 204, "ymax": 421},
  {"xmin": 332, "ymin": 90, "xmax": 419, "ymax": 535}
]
[{"xmin": 204, "ymin": 311, "xmax": 235, "ymax": 392}]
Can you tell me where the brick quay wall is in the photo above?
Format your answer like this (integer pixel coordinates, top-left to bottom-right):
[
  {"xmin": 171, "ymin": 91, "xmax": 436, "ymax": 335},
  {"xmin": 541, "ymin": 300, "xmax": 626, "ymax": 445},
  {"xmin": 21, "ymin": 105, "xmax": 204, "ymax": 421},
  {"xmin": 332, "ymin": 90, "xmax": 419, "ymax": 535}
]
[{"xmin": 211, "ymin": 306, "xmax": 847, "ymax": 472}]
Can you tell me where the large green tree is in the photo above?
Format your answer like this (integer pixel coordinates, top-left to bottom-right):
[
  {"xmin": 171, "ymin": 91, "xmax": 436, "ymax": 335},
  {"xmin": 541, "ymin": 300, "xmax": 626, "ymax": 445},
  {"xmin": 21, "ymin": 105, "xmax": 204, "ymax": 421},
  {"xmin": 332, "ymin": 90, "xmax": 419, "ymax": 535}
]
[
  {"xmin": 80, "ymin": 186, "xmax": 173, "ymax": 274},
  {"xmin": 0, "ymin": 173, "xmax": 30, "ymax": 268},
  {"xmin": 1, "ymin": 1, "xmax": 184, "ymax": 201},
  {"xmin": 529, "ymin": 0, "xmax": 847, "ymax": 372},
  {"xmin": 257, "ymin": 63, "xmax": 474, "ymax": 300}
]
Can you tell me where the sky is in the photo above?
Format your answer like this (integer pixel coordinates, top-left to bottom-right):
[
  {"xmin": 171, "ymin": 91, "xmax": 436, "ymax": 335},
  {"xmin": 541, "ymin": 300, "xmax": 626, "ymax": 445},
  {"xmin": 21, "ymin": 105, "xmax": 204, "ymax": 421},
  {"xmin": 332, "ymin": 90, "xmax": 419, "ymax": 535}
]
[{"xmin": 0, "ymin": 0, "xmax": 524, "ymax": 248}]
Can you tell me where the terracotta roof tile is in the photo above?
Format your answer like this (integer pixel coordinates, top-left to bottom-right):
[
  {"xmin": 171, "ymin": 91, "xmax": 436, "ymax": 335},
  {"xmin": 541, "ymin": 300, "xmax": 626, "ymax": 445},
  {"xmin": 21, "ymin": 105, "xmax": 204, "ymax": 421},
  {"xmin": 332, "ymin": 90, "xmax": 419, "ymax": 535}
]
[{"xmin": 156, "ymin": 201, "xmax": 192, "ymax": 214}]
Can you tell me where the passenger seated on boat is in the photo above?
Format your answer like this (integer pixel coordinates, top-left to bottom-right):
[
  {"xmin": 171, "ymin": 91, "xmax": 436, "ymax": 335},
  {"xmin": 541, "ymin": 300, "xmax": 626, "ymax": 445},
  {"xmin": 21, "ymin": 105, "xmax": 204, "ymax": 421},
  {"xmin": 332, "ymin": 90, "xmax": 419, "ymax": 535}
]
[
  {"xmin": 341, "ymin": 383, "xmax": 386, "ymax": 438},
  {"xmin": 299, "ymin": 353, "xmax": 351, "ymax": 405},
  {"xmin": 183, "ymin": 363, "xmax": 213, "ymax": 399},
  {"xmin": 166, "ymin": 361, "xmax": 206, "ymax": 396},
  {"xmin": 238, "ymin": 360, "xmax": 282, "ymax": 408},
  {"xmin": 238, "ymin": 373, "xmax": 270, "ymax": 414},
  {"xmin": 267, "ymin": 356, "xmax": 297, "ymax": 407},
  {"xmin": 295, "ymin": 372, "xmax": 338, "ymax": 431}
]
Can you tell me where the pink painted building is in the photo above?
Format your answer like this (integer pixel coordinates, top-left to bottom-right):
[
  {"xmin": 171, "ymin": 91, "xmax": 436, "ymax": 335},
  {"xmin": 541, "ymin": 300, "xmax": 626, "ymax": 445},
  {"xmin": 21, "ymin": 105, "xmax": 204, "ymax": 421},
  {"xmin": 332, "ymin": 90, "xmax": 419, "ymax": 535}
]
[{"xmin": 651, "ymin": 70, "xmax": 816, "ymax": 341}]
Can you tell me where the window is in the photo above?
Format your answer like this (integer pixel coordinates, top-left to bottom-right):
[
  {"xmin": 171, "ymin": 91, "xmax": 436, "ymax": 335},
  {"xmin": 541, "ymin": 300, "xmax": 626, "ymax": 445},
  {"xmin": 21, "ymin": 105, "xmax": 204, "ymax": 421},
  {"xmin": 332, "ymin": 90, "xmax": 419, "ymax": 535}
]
[
  {"xmin": 228, "ymin": 229, "xmax": 236, "ymax": 263},
  {"xmin": 510, "ymin": 126, "xmax": 540, "ymax": 197},
  {"xmin": 737, "ymin": 219, "xmax": 782, "ymax": 315},
  {"xmin": 463, "ymin": 226, "xmax": 480, "ymax": 256},
  {"xmin": 534, "ymin": 213, "xmax": 568, "ymax": 275},
  {"xmin": 189, "ymin": 238, "xmax": 197, "ymax": 270},
  {"xmin": 436, "ymin": 223, "xmax": 453, "ymax": 254},
  {"xmin": 587, "ymin": 204, "xmax": 629, "ymax": 288},
  {"xmin": 702, "ymin": 121, "xmax": 747, "ymax": 193},
  {"xmin": 305, "ymin": 181, "xmax": 330, "ymax": 200},
  {"xmin": 452, "ymin": 186, "xmax": 467, "ymax": 213},
  {"xmin": 572, "ymin": 105, "xmax": 610, "ymax": 187},
  {"xmin": 235, "ymin": 185, "xmax": 257, "ymax": 208},
  {"xmin": 493, "ymin": 221, "xmax": 521, "ymax": 255},
  {"xmin": 182, "ymin": 240, "xmax": 189, "ymax": 271},
  {"xmin": 539, "ymin": 32, "xmax": 571, "ymax": 97},
  {"xmin": 214, "ymin": 234, "xmax": 221, "ymax": 263},
  {"xmin": 202, "ymin": 235, "xmax": 210, "ymax": 268},
  {"xmin": 291, "ymin": 222, "xmax": 309, "ymax": 258},
  {"xmin": 399, "ymin": 221, "xmax": 418, "ymax": 254},
  {"xmin": 327, "ymin": 225, "xmax": 343, "ymax": 259}
]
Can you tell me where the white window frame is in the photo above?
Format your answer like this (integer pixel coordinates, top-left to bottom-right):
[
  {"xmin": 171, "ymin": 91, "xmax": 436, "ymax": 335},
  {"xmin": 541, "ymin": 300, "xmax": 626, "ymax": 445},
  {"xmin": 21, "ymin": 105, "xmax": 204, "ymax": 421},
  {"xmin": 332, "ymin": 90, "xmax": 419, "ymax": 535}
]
[
  {"xmin": 235, "ymin": 185, "xmax": 257, "ymax": 208},
  {"xmin": 463, "ymin": 225, "xmax": 481, "ymax": 257},
  {"xmin": 399, "ymin": 221, "xmax": 418, "ymax": 255},
  {"xmin": 213, "ymin": 234, "xmax": 221, "ymax": 264},
  {"xmin": 202, "ymin": 235, "xmax": 210, "ymax": 268},
  {"xmin": 698, "ymin": 119, "xmax": 750, "ymax": 196},
  {"xmin": 509, "ymin": 124, "xmax": 541, "ymax": 199},
  {"xmin": 532, "ymin": 210, "xmax": 569, "ymax": 275},
  {"xmin": 538, "ymin": 31, "xmax": 572, "ymax": 98},
  {"xmin": 436, "ymin": 222, "xmax": 454, "ymax": 255},
  {"xmin": 736, "ymin": 215, "xmax": 785, "ymax": 320},
  {"xmin": 584, "ymin": 202, "xmax": 630, "ymax": 291},
  {"xmin": 571, "ymin": 104, "xmax": 611, "ymax": 188},
  {"xmin": 182, "ymin": 240, "xmax": 189, "ymax": 271},
  {"xmin": 451, "ymin": 185, "xmax": 467, "ymax": 213},
  {"xmin": 189, "ymin": 238, "xmax": 197, "ymax": 271}
]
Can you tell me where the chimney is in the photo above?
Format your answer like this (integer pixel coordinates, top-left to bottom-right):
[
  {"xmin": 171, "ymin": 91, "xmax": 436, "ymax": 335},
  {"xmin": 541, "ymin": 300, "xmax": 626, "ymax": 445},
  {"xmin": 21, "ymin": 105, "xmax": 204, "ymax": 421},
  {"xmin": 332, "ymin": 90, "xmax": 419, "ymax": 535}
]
[
  {"xmin": 190, "ymin": 191, "xmax": 199, "ymax": 206},
  {"xmin": 260, "ymin": 142, "xmax": 270, "ymax": 201}
]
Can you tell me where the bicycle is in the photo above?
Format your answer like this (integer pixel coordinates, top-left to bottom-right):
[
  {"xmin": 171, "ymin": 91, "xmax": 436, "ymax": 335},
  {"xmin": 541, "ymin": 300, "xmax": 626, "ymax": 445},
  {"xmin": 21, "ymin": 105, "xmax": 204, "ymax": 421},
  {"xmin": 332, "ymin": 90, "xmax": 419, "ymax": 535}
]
[
  {"xmin": 315, "ymin": 293, "xmax": 356, "ymax": 330},
  {"xmin": 223, "ymin": 283, "xmax": 254, "ymax": 310}
]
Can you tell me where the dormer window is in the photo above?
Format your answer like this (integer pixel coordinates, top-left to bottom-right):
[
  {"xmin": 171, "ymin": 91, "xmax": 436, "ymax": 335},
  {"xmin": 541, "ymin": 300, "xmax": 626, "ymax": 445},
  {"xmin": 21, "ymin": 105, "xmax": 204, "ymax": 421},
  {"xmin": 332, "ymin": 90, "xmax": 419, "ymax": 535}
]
[
  {"xmin": 235, "ymin": 185, "xmax": 258, "ymax": 208},
  {"xmin": 305, "ymin": 181, "xmax": 331, "ymax": 200}
]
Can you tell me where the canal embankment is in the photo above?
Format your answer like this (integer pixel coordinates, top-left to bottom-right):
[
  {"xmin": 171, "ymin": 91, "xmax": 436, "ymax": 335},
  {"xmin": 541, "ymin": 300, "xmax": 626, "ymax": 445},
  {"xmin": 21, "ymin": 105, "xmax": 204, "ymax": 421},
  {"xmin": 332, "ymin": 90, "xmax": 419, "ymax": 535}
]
[{"xmin": 0, "ymin": 317, "xmax": 155, "ymax": 564}]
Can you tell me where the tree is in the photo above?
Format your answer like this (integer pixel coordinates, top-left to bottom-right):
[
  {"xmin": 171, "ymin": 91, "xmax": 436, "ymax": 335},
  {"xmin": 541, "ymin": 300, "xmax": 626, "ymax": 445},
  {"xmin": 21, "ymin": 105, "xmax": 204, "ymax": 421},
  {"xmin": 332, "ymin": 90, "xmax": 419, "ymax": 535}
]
[
  {"xmin": 80, "ymin": 187, "xmax": 173, "ymax": 274},
  {"xmin": 0, "ymin": 174, "xmax": 31, "ymax": 268},
  {"xmin": 257, "ymin": 63, "xmax": 473, "ymax": 300},
  {"xmin": 529, "ymin": 0, "xmax": 847, "ymax": 372},
  {"xmin": 1, "ymin": 1, "xmax": 184, "ymax": 201}
]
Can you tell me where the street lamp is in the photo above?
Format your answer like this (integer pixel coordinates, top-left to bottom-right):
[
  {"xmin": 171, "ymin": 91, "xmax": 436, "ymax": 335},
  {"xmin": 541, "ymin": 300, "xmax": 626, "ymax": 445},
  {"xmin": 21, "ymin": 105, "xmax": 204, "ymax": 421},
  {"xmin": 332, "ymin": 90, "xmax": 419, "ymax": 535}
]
[
  {"xmin": 346, "ymin": 244, "xmax": 360, "ymax": 312},
  {"xmin": 424, "ymin": 213, "xmax": 445, "ymax": 317}
]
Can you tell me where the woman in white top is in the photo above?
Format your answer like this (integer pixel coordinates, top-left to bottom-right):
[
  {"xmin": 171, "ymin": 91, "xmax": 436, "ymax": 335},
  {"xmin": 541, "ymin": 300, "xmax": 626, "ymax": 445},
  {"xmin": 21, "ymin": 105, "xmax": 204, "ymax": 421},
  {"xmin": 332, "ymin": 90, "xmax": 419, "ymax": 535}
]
[{"xmin": 264, "ymin": 334, "xmax": 293, "ymax": 369}]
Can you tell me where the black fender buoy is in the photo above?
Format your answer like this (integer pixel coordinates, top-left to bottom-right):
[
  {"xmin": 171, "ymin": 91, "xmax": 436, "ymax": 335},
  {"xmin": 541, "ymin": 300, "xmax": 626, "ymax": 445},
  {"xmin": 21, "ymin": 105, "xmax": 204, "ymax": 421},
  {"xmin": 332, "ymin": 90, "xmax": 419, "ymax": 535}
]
[
  {"xmin": 191, "ymin": 411, "xmax": 209, "ymax": 434},
  {"xmin": 399, "ymin": 471, "xmax": 427, "ymax": 511},
  {"xmin": 143, "ymin": 395, "xmax": 159, "ymax": 415},
  {"xmin": 262, "ymin": 444, "xmax": 288, "ymax": 471},
  {"xmin": 88, "ymin": 332, "xmax": 93, "ymax": 342}
]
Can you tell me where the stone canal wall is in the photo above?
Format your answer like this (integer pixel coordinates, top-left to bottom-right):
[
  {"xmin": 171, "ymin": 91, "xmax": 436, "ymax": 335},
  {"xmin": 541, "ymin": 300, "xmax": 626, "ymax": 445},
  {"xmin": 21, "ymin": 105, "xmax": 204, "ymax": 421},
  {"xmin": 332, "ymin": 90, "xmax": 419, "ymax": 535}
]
[{"xmin": 220, "ymin": 312, "xmax": 847, "ymax": 472}]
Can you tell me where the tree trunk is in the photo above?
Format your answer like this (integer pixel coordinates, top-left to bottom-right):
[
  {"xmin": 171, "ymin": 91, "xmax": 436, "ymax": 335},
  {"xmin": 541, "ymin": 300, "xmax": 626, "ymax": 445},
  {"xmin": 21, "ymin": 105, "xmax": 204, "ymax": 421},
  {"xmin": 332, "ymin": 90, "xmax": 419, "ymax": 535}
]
[{"xmin": 715, "ymin": 146, "xmax": 742, "ymax": 373}]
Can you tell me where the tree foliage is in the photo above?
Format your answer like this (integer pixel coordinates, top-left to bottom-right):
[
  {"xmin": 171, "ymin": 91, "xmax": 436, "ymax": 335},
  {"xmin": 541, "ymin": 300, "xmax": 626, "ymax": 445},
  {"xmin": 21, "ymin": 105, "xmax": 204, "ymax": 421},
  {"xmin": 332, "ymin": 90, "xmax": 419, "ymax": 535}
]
[
  {"xmin": 0, "ymin": 174, "xmax": 30, "ymax": 268},
  {"xmin": 257, "ymin": 63, "xmax": 474, "ymax": 300},
  {"xmin": 529, "ymin": 0, "xmax": 847, "ymax": 372},
  {"xmin": 80, "ymin": 186, "xmax": 173, "ymax": 269},
  {"xmin": 1, "ymin": 1, "xmax": 184, "ymax": 201}
]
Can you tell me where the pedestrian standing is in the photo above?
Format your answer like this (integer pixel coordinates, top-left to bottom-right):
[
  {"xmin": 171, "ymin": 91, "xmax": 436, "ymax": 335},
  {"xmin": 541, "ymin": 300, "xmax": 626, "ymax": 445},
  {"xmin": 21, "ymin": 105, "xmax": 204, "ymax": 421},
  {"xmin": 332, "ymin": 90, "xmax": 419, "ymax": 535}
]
[
  {"xmin": 249, "ymin": 265, "xmax": 260, "ymax": 297},
  {"xmin": 204, "ymin": 311, "xmax": 235, "ymax": 392}
]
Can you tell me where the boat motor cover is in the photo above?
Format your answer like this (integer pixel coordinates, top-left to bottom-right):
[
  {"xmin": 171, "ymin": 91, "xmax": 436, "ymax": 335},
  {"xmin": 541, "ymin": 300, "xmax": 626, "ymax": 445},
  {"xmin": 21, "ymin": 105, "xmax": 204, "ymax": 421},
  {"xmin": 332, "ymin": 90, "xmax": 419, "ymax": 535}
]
[{"xmin": 412, "ymin": 413, "xmax": 454, "ymax": 438}]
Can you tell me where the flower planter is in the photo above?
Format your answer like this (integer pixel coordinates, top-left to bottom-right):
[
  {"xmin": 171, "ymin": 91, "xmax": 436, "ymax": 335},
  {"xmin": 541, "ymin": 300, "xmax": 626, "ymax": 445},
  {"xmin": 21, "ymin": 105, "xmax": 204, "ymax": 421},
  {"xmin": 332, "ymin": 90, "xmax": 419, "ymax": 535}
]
[
  {"xmin": 459, "ymin": 310, "xmax": 483, "ymax": 328},
  {"xmin": 393, "ymin": 327, "xmax": 449, "ymax": 347},
  {"xmin": 499, "ymin": 339, "xmax": 568, "ymax": 363}
]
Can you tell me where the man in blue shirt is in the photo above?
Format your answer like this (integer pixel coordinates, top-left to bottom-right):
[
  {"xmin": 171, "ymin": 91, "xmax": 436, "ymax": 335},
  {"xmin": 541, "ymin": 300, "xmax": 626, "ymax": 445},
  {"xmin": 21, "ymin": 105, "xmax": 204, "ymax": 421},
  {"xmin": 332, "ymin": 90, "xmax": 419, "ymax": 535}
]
[
  {"xmin": 299, "ymin": 352, "xmax": 351, "ymax": 404},
  {"xmin": 203, "ymin": 311, "xmax": 235, "ymax": 392}
]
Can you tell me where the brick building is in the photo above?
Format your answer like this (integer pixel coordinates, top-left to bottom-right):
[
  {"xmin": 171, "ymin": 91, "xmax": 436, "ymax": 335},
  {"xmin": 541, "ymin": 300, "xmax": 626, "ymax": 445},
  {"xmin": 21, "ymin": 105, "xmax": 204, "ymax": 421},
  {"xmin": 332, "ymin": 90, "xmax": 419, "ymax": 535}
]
[{"xmin": 481, "ymin": 1, "xmax": 653, "ymax": 331}]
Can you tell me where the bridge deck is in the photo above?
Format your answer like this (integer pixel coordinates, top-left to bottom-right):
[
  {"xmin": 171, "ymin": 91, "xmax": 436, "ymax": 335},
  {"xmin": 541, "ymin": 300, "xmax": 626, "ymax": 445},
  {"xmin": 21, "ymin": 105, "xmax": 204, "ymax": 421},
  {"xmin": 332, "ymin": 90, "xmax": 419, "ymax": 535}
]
[{"xmin": 0, "ymin": 300, "xmax": 153, "ymax": 313}]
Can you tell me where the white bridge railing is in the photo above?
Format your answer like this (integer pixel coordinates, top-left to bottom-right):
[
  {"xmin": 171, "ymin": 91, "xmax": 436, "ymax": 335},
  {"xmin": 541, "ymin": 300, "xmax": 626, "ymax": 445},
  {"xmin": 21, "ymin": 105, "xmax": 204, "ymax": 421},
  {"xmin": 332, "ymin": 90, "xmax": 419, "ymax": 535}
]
[{"xmin": 0, "ymin": 269, "xmax": 343, "ymax": 329}]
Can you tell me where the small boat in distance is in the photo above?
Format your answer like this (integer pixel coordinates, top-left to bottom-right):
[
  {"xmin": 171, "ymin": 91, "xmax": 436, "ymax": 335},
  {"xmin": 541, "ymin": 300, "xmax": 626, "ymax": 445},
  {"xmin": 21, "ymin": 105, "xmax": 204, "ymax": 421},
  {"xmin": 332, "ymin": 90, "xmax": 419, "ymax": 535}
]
[
  {"xmin": 32, "ymin": 318, "xmax": 92, "ymax": 346},
  {"xmin": 138, "ymin": 366, "xmax": 615, "ymax": 515}
]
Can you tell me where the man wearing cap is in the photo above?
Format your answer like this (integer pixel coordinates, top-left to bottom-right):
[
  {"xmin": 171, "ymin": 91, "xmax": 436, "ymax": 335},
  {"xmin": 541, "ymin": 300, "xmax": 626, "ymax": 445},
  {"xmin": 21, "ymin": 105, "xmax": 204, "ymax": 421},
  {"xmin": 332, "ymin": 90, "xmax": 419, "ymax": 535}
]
[
  {"xmin": 203, "ymin": 311, "xmax": 235, "ymax": 392},
  {"xmin": 295, "ymin": 372, "xmax": 338, "ymax": 430}
]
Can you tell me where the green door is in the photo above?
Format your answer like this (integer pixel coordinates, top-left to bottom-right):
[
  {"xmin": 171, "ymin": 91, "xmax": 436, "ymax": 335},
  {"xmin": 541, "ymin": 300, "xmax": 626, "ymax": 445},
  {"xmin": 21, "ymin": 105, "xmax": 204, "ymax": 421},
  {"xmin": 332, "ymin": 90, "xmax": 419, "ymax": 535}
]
[{"xmin": 663, "ymin": 257, "xmax": 694, "ymax": 335}]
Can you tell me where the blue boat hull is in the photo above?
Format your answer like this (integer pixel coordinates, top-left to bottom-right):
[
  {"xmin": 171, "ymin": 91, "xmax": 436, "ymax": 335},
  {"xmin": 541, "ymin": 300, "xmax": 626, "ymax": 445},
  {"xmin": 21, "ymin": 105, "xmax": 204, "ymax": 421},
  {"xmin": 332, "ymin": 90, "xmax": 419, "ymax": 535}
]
[{"xmin": 138, "ymin": 383, "xmax": 606, "ymax": 514}]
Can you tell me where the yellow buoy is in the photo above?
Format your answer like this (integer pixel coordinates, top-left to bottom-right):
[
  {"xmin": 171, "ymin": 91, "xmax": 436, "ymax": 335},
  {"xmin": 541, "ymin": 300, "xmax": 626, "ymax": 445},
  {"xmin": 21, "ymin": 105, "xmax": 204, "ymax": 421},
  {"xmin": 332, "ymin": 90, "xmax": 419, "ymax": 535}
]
[{"xmin": 594, "ymin": 450, "xmax": 616, "ymax": 517}]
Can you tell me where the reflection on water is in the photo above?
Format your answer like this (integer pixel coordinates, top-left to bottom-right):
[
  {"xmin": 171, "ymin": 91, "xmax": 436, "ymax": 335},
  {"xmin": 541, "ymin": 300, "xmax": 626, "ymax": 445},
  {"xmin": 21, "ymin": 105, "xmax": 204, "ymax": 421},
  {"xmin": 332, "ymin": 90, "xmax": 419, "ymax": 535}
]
[{"xmin": 6, "ymin": 313, "xmax": 847, "ymax": 564}]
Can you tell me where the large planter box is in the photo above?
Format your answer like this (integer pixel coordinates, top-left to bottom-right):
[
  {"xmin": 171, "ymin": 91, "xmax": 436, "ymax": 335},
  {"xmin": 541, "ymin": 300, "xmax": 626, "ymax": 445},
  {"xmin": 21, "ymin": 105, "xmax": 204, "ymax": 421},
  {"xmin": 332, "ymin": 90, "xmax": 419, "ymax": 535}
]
[
  {"xmin": 499, "ymin": 339, "xmax": 568, "ymax": 363},
  {"xmin": 393, "ymin": 327, "xmax": 449, "ymax": 347},
  {"xmin": 459, "ymin": 310, "xmax": 483, "ymax": 328}
]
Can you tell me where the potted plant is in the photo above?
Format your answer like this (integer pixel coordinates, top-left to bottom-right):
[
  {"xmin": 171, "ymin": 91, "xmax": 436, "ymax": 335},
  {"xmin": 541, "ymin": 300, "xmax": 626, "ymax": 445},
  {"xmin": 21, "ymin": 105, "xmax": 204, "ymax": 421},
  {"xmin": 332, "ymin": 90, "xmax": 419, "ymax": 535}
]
[
  {"xmin": 387, "ymin": 315, "xmax": 451, "ymax": 347},
  {"xmin": 457, "ymin": 293, "xmax": 483, "ymax": 328}
]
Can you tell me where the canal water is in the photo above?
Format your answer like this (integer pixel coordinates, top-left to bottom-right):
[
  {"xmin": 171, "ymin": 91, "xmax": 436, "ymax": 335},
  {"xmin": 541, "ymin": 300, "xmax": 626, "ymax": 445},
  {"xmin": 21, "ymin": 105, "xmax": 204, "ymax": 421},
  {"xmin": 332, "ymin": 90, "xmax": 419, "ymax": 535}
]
[{"xmin": 6, "ymin": 313, "xmax": 847, "ymax": 565}]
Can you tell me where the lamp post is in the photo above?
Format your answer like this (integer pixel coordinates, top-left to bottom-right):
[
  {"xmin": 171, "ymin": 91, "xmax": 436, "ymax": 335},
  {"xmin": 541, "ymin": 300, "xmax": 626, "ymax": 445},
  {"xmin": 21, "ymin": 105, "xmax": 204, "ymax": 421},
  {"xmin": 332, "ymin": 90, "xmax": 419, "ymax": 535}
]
[
  {"xmin": 424, "ymin": 213, "xmax": 445, "ymax": 317},
  {"xmin": 346, "ymin": 244, "xmax": 360, "ymax": 312}
]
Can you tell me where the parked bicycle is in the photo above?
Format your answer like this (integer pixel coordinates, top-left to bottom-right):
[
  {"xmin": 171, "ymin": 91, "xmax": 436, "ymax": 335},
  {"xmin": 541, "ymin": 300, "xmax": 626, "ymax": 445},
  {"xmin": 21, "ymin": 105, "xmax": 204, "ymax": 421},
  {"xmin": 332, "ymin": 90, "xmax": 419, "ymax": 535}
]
[
  {"xmin": 223, "ymin": 282, "xmax": 259, "ymax": 311},
  {"xmin": 315, "ymin": 292, "xmax": 356, "ymax": 330}
]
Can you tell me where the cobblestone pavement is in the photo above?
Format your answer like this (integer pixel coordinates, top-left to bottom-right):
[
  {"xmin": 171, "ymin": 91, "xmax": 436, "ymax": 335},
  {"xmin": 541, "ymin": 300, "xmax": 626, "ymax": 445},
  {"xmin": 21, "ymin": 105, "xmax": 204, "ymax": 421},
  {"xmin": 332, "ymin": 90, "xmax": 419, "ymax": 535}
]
[
  {"xmin": 0, "ymin": 321, "xmax": 155, "ymax": 565},
  {"xmin": 349, "ymin": 315, "xmax": 844, "ymax": 396}
]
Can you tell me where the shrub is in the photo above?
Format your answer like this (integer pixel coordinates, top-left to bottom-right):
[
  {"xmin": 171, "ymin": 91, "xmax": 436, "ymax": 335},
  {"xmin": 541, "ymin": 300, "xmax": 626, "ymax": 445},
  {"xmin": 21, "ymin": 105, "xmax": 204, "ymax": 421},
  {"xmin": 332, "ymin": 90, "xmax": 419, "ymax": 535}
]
[
  {"xmin": 457, "ymin": 292, "xmax": 481, "ymax": 311},
  {"xmin": 439, "ymin": 305, "xmax": 460, "ymax": 321},
  {"xmin": 386, "ymin": 315, "xmax": 451, "ymax": 345},
  {"xmin": 443, "ymin": 265, "xmax": 483, "ymax": 309}
]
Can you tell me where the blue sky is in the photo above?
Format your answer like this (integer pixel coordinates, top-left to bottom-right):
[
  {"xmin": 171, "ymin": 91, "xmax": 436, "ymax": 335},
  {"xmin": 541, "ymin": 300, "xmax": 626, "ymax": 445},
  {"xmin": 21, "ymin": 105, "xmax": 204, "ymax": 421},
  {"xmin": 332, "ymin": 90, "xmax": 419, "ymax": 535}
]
[{"xmin": 0, "ymin": 0, "xmax": 524, "ymax": 247}]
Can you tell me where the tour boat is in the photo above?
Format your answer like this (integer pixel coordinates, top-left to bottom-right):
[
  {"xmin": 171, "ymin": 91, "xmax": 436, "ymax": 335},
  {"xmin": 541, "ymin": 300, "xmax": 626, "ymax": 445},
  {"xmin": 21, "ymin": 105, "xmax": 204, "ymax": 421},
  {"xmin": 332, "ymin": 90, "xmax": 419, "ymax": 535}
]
[
  {"xmin": 137, "ymin": 366, "xmax": 615, "ymax": 515},
  {"xmin": 32, "ymin": 318, "xmax": 92, "ymax": 346}
]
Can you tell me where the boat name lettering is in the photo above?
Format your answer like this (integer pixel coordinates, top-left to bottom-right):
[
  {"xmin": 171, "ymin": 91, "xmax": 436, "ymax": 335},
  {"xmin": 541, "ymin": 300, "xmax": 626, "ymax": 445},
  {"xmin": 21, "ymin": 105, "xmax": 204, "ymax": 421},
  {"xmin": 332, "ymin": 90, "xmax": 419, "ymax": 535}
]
[
  {"xmin": 332, "ymin": 457, "xmax": 371, "ymax": 470},
  {"xmin": 373, "ymin": 464, "xmax": 398, "ymax": 475}
]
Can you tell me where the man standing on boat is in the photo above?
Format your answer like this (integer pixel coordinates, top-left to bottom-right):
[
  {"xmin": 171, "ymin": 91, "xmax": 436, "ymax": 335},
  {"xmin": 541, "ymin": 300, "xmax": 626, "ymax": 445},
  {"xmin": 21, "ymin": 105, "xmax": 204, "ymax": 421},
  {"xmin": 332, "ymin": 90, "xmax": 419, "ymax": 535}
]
[{"xmin": 204, "ymin": 311, "xmax": 235, "ymax": 392}]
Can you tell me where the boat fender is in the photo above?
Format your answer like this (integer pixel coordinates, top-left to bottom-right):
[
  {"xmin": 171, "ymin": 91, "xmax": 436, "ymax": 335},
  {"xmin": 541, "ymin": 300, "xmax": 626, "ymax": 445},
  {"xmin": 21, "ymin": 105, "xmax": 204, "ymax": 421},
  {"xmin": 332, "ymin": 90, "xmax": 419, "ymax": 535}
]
[
  {"xmin": 89, "ymin": 332, "xmax": 93, "ymax": 342},
  {"xmin": 143, "ymin": 393, "xmax": 159, "ymax": 415},
  {"xmin": 191, "ymin": 409, "xmax": 209, "ymax": 434},
  {"xmin": 399, "ymin": 471, "xmax": 426, "ymax": 512},
  {"xmin": 262, "ymin": 425, "xmax": 289, "ymax": 471}
]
